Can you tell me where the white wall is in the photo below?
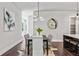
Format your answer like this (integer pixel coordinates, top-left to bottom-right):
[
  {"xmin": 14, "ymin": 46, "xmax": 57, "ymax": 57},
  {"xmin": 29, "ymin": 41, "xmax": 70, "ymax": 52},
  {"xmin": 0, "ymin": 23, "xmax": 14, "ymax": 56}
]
[
  {"xmin": 33, "ymin": 11, "xmax": 76, "ymax": 42},
  {"xmin": 0, "ymin": 2, "xmax": 22, "ymax": 55}
]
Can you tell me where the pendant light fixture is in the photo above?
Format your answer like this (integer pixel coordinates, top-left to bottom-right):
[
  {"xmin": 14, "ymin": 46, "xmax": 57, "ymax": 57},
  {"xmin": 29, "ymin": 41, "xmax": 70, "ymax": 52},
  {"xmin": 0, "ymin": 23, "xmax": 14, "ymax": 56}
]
[
  {"xmin": 34, "ymin": 1, "xmax": 45, "ymax": 21},
  {"xmin": 76, "ymin": 0, "xmax": 79, "ymax": 16}
]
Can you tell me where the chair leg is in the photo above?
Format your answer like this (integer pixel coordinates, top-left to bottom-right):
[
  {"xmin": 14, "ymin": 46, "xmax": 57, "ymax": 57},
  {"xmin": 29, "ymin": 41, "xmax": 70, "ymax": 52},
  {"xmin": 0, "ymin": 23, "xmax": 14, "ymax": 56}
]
[{"xmin": 25, "ymin": 46, "xmax": 27, "ymax": 55}]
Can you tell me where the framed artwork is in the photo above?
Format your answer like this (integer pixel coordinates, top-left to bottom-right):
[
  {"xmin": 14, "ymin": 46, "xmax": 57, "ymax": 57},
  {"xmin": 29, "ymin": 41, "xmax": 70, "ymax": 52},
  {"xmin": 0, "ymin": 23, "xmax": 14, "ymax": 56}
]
[
  {"xmin": 47, "ymin": 18, "xmax": 57, "ymax": 29},
  {"xmin": 3, "ymin": 8, "xmax": 15, "ymax": 31}
]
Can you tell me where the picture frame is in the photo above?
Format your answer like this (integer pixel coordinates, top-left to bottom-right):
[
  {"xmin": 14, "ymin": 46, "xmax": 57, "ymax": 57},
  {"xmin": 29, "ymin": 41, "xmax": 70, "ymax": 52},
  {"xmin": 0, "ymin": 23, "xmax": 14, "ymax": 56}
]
[{"xmin": 3, "ymin": 8, "xmax": 15, "ymax": 31}]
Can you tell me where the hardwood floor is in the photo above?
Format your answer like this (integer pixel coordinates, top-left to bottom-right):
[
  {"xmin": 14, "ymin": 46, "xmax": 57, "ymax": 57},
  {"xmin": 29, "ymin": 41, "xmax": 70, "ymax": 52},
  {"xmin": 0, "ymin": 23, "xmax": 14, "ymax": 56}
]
[
  {"xmin": 2, "ymin": 42, "xmax": 76, "ymax": 56},
  {"xmin": 52, "ymin": 42, "xmax": 74, "ymax": 56},
  {"xmin": 24, "ymin": 42, "xmax": 77, "ymax": 56}
]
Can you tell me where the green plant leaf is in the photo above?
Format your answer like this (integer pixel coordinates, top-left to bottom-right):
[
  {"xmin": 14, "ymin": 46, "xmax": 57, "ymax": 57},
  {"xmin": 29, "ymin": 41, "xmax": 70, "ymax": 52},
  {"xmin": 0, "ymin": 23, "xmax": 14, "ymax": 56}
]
[{"xmin": 36, "ymin": 27, "xmax": 43, "ymax": 35}]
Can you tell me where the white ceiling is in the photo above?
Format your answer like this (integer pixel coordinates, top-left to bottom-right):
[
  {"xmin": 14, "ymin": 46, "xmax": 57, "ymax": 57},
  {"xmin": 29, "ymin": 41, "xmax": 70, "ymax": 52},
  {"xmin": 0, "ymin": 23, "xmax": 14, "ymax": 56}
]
[{"xmin": 14, "ymin": 2, "xmax": 79, "ymax": 11}]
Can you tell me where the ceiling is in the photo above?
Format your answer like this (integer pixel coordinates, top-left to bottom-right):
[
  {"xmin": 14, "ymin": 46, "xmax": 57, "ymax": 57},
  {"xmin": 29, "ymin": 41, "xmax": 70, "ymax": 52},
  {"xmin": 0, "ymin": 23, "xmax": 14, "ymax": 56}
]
[{"xmin": 13, "ymin": 2, "xmax": 79, "ymax": 11}]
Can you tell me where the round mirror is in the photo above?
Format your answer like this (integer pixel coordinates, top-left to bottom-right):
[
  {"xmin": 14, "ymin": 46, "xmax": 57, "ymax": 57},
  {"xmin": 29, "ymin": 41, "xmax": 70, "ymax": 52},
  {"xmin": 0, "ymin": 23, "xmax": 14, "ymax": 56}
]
[{"xmin": 47, "ymin": 18, "xmax": 57, "ymax": 29}]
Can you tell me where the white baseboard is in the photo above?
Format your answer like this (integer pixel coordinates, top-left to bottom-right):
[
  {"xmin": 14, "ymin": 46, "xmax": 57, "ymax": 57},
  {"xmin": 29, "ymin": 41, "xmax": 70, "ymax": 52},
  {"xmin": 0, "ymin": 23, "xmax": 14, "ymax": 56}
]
[{"xmin": 51, "ymin": 39, "xmax": 63, "ymax": 42}]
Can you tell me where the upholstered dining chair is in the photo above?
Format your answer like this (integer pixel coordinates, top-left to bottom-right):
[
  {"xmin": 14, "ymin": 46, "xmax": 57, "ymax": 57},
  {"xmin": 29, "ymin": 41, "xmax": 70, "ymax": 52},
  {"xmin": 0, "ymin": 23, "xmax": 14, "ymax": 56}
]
[
  {"xmin": 24, "ymin": 34, "xmax": 32, "ymax": 55},
  {"xmin": 43, "ymin": 35, "xmax": 48, "ymax": 46},
  {"xmin": 24, "ymin": 34, "xmax": 30, "ymax": 45},
  {"xmin": 47, "ymin": 34, "xmax": 53, "ymax": 47},
  {"xmin": 42, "ymin": 35, "xmax": 48, "ymax": 54}
]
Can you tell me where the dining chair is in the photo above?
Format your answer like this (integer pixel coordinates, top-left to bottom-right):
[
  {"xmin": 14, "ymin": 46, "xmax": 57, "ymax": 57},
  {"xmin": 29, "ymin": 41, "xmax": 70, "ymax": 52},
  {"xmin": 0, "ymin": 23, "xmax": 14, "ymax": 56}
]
[
  {"xmin": 42, "ymin": 35, "xmax": 48, "ymax": 54},
  {"xmin": 47, "ymin": 34, "xmax": 53, "ymax": 47},
  {"xmin": 24, "ymin": 34, "xmax": 32, "ymax": 55},
  {"xmin": 43, "ymin": 35, "xmax": 48, "ymax": 46}
]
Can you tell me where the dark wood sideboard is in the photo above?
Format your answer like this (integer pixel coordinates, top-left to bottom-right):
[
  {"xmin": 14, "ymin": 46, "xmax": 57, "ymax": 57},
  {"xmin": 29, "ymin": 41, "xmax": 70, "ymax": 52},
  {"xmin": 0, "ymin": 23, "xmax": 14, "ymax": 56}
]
[{"xmin": 63, "ymin": 34, "xmax": 79, "ymax": 55}]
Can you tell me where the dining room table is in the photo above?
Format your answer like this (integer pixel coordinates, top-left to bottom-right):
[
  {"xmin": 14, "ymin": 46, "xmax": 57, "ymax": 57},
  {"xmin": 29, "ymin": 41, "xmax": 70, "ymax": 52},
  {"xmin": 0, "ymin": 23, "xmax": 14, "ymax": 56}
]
[{"xmin": 27, "ymin": 35, "xmax": 48, "ymax": 56}]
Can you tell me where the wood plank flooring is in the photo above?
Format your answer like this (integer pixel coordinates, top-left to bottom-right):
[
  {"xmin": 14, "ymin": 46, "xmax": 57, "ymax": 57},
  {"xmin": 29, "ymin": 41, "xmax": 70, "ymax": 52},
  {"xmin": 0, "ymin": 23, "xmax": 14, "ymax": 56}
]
[
  {"xmin": 52, "ymin": 42, "xmax": 74, "ymax": 56},
  {"xmin": 2, "ymin": 42, "xmax": 75, "ymax": 56},
  {"xmin": 20, "ymin": 42, "xmax": 76, "ymax": 56}
]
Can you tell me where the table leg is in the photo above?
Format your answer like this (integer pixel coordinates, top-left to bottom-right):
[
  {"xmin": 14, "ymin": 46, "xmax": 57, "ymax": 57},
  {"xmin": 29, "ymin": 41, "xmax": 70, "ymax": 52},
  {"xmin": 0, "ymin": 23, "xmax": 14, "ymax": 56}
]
[
  {"xmin": 28, "ymin": 40, "xmax": 29, "ymax": 55},
  {"xmin": 47, "ymin": 40, "xmax": 48, "ymax": 56}
]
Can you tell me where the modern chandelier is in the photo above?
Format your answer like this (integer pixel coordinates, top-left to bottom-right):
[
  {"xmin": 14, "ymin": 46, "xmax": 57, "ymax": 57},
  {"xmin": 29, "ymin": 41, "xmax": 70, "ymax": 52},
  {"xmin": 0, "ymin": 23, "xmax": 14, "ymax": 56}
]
[{"xmin": 34, "ymin": 1, "xmax": 45, "ymax": 21}]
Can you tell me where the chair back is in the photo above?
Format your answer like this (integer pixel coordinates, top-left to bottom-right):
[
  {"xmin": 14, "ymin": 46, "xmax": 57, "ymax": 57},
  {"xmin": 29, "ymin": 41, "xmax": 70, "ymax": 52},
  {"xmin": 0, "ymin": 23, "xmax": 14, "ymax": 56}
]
[
  {"xmin": 42, "ymin": 35, "xmax": 47, "ymax": 40},
  {"xmin": 24, "ymin": 34, "xmax": 29, "ymax": 39},
  {"xmin": 24, "ymin": 34, "xmax": 30, "ymax": 46},
  {"xmin": 47, "ymin": 34, "xmax": 53, "ymax": 42}
]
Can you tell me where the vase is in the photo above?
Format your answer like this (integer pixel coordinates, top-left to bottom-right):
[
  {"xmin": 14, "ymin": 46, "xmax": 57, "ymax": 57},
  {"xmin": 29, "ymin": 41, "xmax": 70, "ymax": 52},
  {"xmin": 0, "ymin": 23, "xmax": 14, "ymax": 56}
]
[{"xmin": 37, "ymin": 32, "xmax": 42, "ymax": 36}]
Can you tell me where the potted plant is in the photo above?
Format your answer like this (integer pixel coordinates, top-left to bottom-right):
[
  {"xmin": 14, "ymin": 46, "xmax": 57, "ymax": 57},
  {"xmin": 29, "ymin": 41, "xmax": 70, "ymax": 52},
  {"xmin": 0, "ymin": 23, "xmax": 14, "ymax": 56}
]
[{"xmin": 36, "ymin": 27, "xmax": 43, "ymax": 35}]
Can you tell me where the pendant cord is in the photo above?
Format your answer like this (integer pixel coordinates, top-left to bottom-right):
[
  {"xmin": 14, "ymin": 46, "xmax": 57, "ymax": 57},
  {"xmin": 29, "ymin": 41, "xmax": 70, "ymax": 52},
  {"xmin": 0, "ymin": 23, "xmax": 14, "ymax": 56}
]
[
  {"xmin": 77, "ymin": 0, "xmax": 79, "ymax": 16},
  {"xmin": 37, "ymin": 0, "xmax": 39, "ymax": 17}
]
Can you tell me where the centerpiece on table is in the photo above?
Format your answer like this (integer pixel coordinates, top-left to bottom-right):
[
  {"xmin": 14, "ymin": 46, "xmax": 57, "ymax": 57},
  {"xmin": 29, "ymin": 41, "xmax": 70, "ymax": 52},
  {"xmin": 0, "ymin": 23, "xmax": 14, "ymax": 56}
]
[{"xmin": 36, "ymin": 27, "xmax": 43, "ymax": 36}]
